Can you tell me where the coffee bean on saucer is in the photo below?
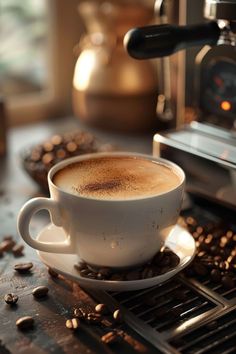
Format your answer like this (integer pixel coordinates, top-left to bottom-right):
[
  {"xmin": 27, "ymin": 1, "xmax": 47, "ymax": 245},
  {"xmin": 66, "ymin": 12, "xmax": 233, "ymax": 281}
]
[
  {"xmin": 14, "ymin": 262, "xmax": 33, "ymax": 274},
  {"xmin": 12, "ymin": 244, "xmax": 24, "ymax": 257},
  {"xmin": 101, "ymin": 331, "xmax": 120, "ymax": 345},
  {"xmin": 4, "ymin": 293, "xmax": 18, "ymax": 305},
  {"xmin": 66, "ymin": 318, "xmax": 80, "ymax": 330},
  {"xmin": 32, "ymin": 286, "xmax": 49, "ymax": 299},
  {"xmin": 16, "ymin": 316, "xmax": 34, "ymax": 331},
  {"xmin": 98, "ymin": 267, "xmax": 111, "ymax": 278},
  {"xmin": 74, "ymin": 261, "xmax": 88, "ymax": 272},
  {"xmin": 109, "ymin": 273, "xmax": 124, "ymax": 281},
  {"xmin": 113, "ymin": 309, "xmax": 123, "ymax": 323},
  {"xmin": 125, "ymin": 270, "xmax": 140, "ymax": 281},
  {"xmin": 141, "ymin": 267, "xmax": 153, "ymax": 279},
  {"xmin": 169, "ymin": 253, "xmax": 180, "ymax": 267},
  {"xmin": 193, "ymin": 262, "xmax": 208, "ymax": 276},
  {"xmin": 95, "ymin": 303, "xmax": 109, "ymax": 315}
]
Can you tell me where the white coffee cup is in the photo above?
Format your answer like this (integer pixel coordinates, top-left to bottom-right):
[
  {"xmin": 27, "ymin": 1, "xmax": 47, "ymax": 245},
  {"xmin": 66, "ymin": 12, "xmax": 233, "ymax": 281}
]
[{"xmin": 17, "ymin": 152, "xmax": 185, "ymax": 269}]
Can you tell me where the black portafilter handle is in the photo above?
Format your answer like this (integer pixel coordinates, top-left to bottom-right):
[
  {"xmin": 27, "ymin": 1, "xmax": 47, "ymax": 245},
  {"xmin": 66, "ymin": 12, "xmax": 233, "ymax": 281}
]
[{"xmin": 124, "ymin": 21, "xmax": 221, "ymax": 59}]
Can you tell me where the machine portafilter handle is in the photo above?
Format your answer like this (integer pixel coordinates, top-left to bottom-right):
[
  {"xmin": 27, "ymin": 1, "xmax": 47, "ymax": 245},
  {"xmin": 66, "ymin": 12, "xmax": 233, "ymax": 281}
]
[{"xmin": 124, "ymin": 21, "xmax": 221, "ymax": 59}]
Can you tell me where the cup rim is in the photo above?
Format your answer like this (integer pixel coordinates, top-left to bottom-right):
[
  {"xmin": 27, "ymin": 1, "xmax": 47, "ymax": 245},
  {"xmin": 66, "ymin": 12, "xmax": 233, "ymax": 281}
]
[{"xmin": 48, "ymin": 151, "xmax": 185, "ymax": 202}]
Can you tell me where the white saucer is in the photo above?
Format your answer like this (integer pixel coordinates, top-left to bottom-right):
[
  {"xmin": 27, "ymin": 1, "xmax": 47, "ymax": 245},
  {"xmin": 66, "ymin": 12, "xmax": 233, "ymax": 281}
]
[{"xmin": 37, "ymin": 224, "xmax": 196, "ymax": 291}]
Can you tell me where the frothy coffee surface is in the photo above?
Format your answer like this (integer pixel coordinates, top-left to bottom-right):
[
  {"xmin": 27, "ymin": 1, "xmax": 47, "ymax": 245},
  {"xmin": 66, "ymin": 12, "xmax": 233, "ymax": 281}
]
[{"xmin": 53, "ymin": 156, "xmax": 180, "ymax": 200}]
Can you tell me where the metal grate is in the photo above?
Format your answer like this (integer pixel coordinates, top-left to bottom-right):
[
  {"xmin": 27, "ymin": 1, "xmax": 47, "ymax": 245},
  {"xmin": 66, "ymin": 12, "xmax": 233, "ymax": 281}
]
[
  {"xmin": 170, "ymin": 308, "xmax": 236, "ymax": 354},
  {"xmin": 111, "ymin": 278, "xmax": 217, "ymax": 334}
]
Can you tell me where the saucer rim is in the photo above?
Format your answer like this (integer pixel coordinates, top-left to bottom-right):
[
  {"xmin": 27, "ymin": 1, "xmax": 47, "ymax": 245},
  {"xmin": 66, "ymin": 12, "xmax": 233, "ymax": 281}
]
[{"xmin": 36, "ymin": 224, "xmax": 196, "ymax": 290}]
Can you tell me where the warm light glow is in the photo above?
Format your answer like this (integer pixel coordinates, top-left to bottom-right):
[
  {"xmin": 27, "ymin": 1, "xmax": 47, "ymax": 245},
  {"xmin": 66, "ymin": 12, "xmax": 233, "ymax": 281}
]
[
  {"xmin": 73, "ymin": 50, "xmax": 96, "ymax": 90},
  {"xmin": 221, "ymin": 100, "xmax": 231, "ymax": 111}
]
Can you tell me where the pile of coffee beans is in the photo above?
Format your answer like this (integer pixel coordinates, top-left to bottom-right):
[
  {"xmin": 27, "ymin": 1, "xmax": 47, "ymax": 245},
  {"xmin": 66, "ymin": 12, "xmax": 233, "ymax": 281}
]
[
  {"xmin": 183, "ymin": 216, "xmax": 236, "ymax": 289},
  {"xmin": 22, "ymin": 130, "xmax": 114, "ymax": 190},
  {"xmin": 0, "ymin": 235, "xmax": 24, "ymax": 258},
  {"xmin": 74, "ymin": 248, "xmax": 180, "ymax": 281}
]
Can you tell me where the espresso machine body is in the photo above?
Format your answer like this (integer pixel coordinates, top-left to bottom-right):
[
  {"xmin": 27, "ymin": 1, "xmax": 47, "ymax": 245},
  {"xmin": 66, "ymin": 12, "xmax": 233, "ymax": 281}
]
[{"xmin": 125, "ymin": 0, "xmax": 236, "ymax": 207}]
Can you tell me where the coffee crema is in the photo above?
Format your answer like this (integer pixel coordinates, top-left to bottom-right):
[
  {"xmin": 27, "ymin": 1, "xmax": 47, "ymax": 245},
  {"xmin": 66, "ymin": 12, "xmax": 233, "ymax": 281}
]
[{"xmin": 53, "ymin": 156, "xmax": 181, "ymax": 200}]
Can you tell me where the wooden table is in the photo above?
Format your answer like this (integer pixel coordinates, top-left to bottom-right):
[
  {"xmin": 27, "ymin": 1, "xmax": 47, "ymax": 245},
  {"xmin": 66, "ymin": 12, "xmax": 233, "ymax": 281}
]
[{"xmin": 0, "ymin": 117, "xmax": 157, "ymax": 354}]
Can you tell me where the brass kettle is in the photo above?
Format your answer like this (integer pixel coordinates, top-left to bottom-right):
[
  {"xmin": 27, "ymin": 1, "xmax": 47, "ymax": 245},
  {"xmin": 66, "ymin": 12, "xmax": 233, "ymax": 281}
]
[{"xmin": 72, "ymin": 0, "xmax": 158, "ymax": 132}]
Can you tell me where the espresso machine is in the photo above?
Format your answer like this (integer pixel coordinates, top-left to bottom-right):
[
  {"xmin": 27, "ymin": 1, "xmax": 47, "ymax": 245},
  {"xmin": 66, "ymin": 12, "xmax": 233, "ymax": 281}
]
[{"xmin": 124, "ymin": 0, "xmax": 236, "ymax": 208}]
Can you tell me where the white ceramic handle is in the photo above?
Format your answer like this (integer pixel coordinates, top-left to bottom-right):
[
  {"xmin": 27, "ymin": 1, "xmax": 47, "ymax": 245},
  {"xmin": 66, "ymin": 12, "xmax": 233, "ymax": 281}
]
[{"xmin": 17, "ymin": 197, "xmax": 73, "ymax": 253}]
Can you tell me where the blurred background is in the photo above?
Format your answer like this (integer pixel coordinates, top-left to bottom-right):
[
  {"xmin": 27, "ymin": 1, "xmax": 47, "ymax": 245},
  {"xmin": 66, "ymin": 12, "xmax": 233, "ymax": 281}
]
[{"xmin": 0, "ymin": 0, "xmax": 205, "ymax": 130}]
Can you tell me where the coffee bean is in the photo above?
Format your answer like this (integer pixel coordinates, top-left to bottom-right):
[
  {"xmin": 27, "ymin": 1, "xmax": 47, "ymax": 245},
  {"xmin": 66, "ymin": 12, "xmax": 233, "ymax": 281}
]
[
  {"xmin": 16, "ymin": 316, "xmax": 34, "ymax": 330},
  {"xmin": 125, "ymin": 270, "xmax": 140, "ymax": 281},
  {"xmin": 222, "ymin": 275, "xmax": 235, "ymax": 289},
  {"xmin": 95, "ymin": 303, "xmax": 109, "ymax": 315},
  {"xmin": 79, "ymin": 268, "xmax": 92, "ymax": 277},
  {"xmin": 12, "ymin": 244, "xmax": 24, "ymax": 257},
  {"xmin": 3, "ymin": 235, "xmax": 13, "ymax": 241},
  {"xmin": 48, "ymin": 267, "xmax": 59, "ymax": 278},
  {"xmin": 4, "ymin": 293, "xmax": 18, "ymax": 305},
  {"xmin": 109, "ymin": 273, "xmax": 124, "ymax": 281},
  {"xmin": 141, "ymin": 267, "xmax": 153, "ymax": 279},
  {"xmin": 74, "ymin": 261, "xmax": 88, "ymax": 272},
  {"xmin": 0, "ymin": 239, "xmax": 16, "ymax": 252},
  {"xmin": 66, "ymin": 318, "xmax": 80, "ymax": 330},
  {"xmin": 101, "ymin": 331, "xmax": 120, "ymax": 345},
  {"xmin": 113, "ymin": 309, "xmax": 123, "ymax": 323},
  {"xmin": 193, "ymin": 262, "xmax": 208, "ymax": 276},
  {"xmin": 98, "ymin": 267, "xmax": 111, "ymax": 278},
  {"xmin": 210, "ymin": 269, "xmax": 221, "ymax": 283},
  {"xmin": 169, "ymin": 253, "xmax": 180, "ymax": 267},
  {"xmin": 32, "ymin": 286, "xmax": 49, "ymax": 298},
  {"xmin": 86, "ymin": 312, "xmax": 102, "ymax": 324},
  {"xmin": 14, "ymin": 262, "xmax": 33, "ymax": 273},
  {"xmin": 74, "ymin": 307, "xmax": 87, "ymax": 319}
]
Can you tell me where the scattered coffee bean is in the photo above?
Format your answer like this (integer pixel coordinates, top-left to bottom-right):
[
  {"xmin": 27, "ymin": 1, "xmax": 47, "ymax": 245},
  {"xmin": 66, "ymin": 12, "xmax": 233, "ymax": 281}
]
[
  {"xmin": 0, "ymin": 239, "xmax": 16, "ymax": 252},
  {"xmin": 210, "ymin": 269, "xmax": 221, "ymax": 283},
  {"xmin": 113, "ymin": 309, "xmax": 123, "ymax": 323},
  {"xmin": 193, "ymin": 262, "xmax": 208, "ymax": 276},
  {"xmin": 66, "ymin": 318, "xmax": 80, "ymax": 330},
  {"xmin": 101, "ymin": 331, "xmax": 119, "ymax": 345},
  {"xmin": 12, "ymin": 244, "xmax": 24, "ymax": 257},
  {"xmin": 48, "ymin": 267, "xmax": 59, "ymax": 278},
  {"xmin": 16, "ymin": 316, "xmax": 34, "ymax": 330},
  {"xmin": 95, "ymin": 303, "xmax": 109, "ymax": 315},
  {"xmin": 4, "ymin": 293, "xmax": 18, "ymax": 305},
  {"xmin": 86, "ymin": 312, "xmax": 102, "ymax": 324},
  {"xmin": 3, "ymin": 235, "xmax": 13, "ymax": 241},
  {"xmin": 74, "ymin": 307, "xmax": 87, "ymax": 319},
  {"xmin": 14, "ymin": 262, "xmax": 33, "ymax": 273},
  {"xmin": 221, "ymin": 275, "xmax": 235, "ymax": 289},
  {"xmin": 32, "ymin": 286, "xmax": 49, "ymax": 299}
]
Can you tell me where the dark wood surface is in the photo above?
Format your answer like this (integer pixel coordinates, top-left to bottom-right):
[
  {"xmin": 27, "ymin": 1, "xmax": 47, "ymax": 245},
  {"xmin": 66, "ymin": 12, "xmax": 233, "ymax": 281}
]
[{"xmin": 0, "ymin": 117, "xmax": 156, "ymax": 354}]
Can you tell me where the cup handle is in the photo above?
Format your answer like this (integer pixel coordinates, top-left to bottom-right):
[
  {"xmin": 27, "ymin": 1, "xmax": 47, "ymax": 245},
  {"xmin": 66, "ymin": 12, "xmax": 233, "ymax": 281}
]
[{"xmin": 17, "ymin": 197, "xmax": 74, "ymax": 253}]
